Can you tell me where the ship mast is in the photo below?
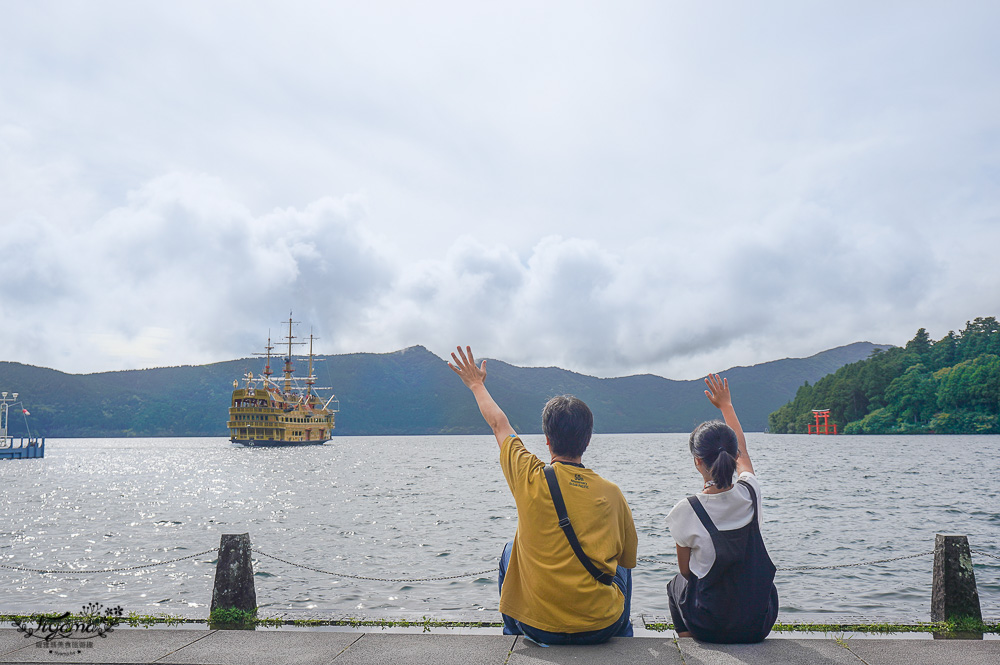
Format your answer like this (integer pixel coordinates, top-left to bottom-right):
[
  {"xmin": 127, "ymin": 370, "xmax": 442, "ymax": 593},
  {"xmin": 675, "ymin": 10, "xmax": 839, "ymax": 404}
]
[
  {"xmin": 263, "ymin": 332, "xmax": 274, "ymax": 380},
  {"xmin": 307, "ymin": 332, "xmax": 317, "ymax": 401},
  {"xmin": 283, "ymin": 314, "xmax": 297, "ymax": 394},
  {"xmin": 252, "ymin": 332, "xmax": 277, "ymax": 388}
]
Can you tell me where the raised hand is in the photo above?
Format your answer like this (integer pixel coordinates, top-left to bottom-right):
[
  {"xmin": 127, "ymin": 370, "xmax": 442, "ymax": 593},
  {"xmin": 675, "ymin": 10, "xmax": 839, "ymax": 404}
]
[
  {"xmin": 704, "ymin": 374, "xmax": 732, "ymax": 410},
  {"xmin": 704, "ymin": 373, "xmax": 752, "ymax": 475},
  {"xmin": 449, "ymin": 345, "xmax": 488, "ymax": 390},
  {"xmin": 448, "ymin": 345, "xmax": 514, "ymax": 444}
]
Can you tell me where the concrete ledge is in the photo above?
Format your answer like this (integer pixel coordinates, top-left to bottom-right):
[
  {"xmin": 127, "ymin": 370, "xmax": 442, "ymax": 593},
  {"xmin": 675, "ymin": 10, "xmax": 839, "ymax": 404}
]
[
  {"xmin": 676, "ymin": 638, "xmax": 863, "ymax": 665},
  {"xmin": 169, "ymin": 630, "xmax": 361, "ymax": 665},
  {"xmin": 0, "ymin": 629, "xmax": 216, "ymax": 663},
  {"xmin": 510, "ymin": 636, "xmax": 685, "ymax": 664},
  {"xmin": 847, "ymin": 639, "xmax": 1000, "ymax": 665},
  {"xmin": 0, "ymin": 629, "xmax": 998, "ymax": 665}
]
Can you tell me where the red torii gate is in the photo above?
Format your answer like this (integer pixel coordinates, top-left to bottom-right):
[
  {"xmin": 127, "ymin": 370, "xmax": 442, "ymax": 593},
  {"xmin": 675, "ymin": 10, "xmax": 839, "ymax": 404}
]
[{"xmin": 808, "ymin": 409, "xmax": 838, "ymax": 435}]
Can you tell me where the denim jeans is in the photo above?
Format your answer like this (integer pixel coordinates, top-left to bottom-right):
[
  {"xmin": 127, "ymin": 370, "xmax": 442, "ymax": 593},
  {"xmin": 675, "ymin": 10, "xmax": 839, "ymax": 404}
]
[{"xmin": 498, "ymin": 540, "xmax": 633, "ymax": 645}]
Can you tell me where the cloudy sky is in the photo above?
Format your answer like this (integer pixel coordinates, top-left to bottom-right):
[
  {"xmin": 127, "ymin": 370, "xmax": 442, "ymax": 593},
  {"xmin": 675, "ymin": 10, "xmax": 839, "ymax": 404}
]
[{"xmin": 2, "ymin": 2, "xmax": 998, "ymax": 380}]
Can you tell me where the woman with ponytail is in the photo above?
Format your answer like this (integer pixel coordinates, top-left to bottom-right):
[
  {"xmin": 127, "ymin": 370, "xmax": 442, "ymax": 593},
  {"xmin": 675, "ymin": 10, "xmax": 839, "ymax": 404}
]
[{"xmin": 665, "ymin": 374, "xmax": 778, "ymax": 643}]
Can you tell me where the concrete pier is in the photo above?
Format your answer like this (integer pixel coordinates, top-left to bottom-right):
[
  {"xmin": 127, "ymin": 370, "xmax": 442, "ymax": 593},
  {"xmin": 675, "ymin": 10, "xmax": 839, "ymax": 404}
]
[{"xmin": 0, "ymin": 629, "xmax": 997, "ymax": 665}]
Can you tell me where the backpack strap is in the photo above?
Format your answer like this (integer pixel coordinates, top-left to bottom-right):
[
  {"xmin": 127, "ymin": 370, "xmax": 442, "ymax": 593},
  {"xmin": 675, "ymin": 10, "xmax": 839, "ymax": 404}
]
[{"xmin": 543, "ymin": 465, "xmax": 614, "ymax": 586}]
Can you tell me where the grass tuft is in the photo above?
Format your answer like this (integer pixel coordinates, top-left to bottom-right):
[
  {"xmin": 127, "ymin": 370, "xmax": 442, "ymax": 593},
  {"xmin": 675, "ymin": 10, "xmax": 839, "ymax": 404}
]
[
  {"xmin": 207, "ymin": 607, "xmax": 258, "ymax": 627},
  {"xmin": 3, "ymin": 612, "xmax": 995, "ymax": 634},
  {"xmin": 642, "ymin": 618, "xmax": 1000, "ymax": 635}
]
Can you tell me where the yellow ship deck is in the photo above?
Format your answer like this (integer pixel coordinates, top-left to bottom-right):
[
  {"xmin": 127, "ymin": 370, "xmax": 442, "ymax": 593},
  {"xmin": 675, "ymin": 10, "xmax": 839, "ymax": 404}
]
[{"xmin": 228, "ymin": 387, "xmax": 335, "ymax": 446}]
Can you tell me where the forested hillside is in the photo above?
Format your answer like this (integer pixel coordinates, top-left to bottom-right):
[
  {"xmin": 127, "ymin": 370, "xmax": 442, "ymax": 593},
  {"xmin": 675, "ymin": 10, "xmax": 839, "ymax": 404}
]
[
  {"xmin": 768, "ymin": 317, "xmax": 1000, "ymax": 434},
  {"xmin": 0, "ymin": 342, "xmax": 885, "ymax": 437}
]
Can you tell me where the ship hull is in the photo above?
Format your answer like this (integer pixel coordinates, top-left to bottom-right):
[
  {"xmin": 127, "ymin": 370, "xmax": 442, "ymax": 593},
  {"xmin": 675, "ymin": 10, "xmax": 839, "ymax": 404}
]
[
  {"xmin": 230, "ymin": 438, "xmax": 329, "ymax": 448},
  {"xmin": 0, "ymin": 438, "xmax": 45, "ymax": 459}
]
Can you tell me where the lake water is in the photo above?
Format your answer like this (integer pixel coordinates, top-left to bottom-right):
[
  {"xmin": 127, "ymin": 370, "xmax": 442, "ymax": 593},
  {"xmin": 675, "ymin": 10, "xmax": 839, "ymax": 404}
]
[{"xmin": 1, "ymin": 434, "xmax": 998, "ymax": 622}]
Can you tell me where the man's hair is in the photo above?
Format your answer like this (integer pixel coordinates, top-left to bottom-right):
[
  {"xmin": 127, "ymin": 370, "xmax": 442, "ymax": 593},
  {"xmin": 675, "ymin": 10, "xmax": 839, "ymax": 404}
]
[{"xmin": 542, "ymin": 395, "xmax": 593, "ymax": 458}]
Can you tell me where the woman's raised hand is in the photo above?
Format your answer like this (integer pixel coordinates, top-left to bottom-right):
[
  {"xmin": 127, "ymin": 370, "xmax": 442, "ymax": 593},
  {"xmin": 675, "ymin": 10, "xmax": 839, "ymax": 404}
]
[{"xmin": 704, "ymin": 374, "xmax": 732, "ymax": 410}]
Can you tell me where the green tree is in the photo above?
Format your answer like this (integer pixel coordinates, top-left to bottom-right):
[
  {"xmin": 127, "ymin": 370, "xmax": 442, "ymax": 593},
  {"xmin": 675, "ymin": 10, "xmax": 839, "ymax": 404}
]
[
  {"xmin": 930, "ymin": 331, "xmax": 957, "ymax": 370},
  {"xmin": 768, "ymin": 315, "xmax": 1000, "ymax": 434},
  {"xmin": 843, "ymin": 407, "xmax": 897, "ymax": 434},
  {"xmin": 884, "ymin": 364, "xmax": 937, "ymax": 425},
  {"xmin": 905, "ymin": 328, "xmax": 932, "ymax": 359},
  {"xmin": 956, "ymin": 317, "xmax": 1000, "ymax": 362},
  {"xmin": 936, "ymin": 354, "xmax": 1000, "ymax": 412}
]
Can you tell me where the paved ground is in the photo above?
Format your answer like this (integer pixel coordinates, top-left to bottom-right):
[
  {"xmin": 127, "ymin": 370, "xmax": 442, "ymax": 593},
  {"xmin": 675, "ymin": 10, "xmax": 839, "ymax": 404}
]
[{"xmin": 0, "ymin": 629, "xmax": 997, "ymax": 665}]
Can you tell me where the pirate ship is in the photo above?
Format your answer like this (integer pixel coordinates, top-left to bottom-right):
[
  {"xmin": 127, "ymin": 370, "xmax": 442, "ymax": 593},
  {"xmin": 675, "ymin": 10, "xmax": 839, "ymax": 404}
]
[{"xmin": 227, "ymin": 316, "xmax": 339, "ymax": 447}]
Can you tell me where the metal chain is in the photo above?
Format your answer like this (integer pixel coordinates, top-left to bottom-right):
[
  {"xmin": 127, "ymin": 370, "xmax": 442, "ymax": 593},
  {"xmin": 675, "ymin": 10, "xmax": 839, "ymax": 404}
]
[
  {"xmin": 0, "ymin": 549, "xmax": 216, "ymax": 574},
  {"xmin": 636, "ymin": 551, "xmax": 936, "ymax": 571},
  {"xmin": 776, "ymin": 551, "xmax": 933, "ymax": 571},
  {"xmin": 3, "ymin": 545, "xmax": 994, "ymax": 580},
  {"xmin": 251, "ymin": 548, "xmax": 495, "ymax": 582}
]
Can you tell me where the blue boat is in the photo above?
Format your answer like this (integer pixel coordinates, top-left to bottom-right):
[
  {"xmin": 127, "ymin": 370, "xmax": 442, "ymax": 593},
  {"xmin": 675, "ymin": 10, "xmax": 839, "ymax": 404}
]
[{"xmin": 0, "ymin": 391, "xmax": 44, "ymax": 460}]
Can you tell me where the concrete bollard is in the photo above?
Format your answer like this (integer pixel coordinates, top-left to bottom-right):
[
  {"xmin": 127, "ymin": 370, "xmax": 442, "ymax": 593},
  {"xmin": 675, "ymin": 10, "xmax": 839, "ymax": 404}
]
[
  {"xmin": 931, "ymin": 534, "xmax": 981, "ymax": 623},
  {"xmin": 211, "ymin": 533, "xmax": 257, "ymax": 613}
]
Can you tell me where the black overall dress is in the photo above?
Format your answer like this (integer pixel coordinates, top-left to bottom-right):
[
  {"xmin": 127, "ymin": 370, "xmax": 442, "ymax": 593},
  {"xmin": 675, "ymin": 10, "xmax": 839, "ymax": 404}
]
[{"xmin": 667, "ymin": 480, "xmax": 778, "ymax": 643}]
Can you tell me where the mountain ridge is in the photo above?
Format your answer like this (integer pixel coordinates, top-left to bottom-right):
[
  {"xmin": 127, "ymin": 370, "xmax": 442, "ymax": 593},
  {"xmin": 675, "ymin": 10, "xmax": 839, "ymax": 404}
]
[{"xmin": 0, "ymin": 341, "xmax": 890, "ymax": 437}]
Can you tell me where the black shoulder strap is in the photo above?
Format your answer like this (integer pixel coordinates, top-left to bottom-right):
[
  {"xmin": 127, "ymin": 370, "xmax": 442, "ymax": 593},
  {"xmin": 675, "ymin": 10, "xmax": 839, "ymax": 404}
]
[
  {"xmin": 543, "ymin": 465, "xmax": 614, "ymax": 585},
  {"xmin": 738, "ymin": 479, "xmax": 760, "ymax": 524},
  {"xmin": 688, "ymin": 481, "xmax": 760, "ymax": 535},
  {"xmin": 686, "ymin": 495, "xmax": 719, "ymax": 535}
]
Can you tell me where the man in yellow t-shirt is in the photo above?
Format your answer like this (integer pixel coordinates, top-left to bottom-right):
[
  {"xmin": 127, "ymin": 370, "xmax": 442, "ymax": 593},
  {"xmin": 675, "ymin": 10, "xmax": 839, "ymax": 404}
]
[{"xmin": 449, "ymin": 346, "xmax": 637, "ymax": 645}]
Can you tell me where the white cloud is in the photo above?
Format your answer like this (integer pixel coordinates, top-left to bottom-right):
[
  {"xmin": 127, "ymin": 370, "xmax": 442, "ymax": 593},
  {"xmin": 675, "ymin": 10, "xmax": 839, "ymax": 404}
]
[
  {"xmin": 0, "ymin": 171, "xmax": 391, "ymax": 371},
  {"xmin": 1, "ymin": 2, "xmax": 999, "ymax": 378}
]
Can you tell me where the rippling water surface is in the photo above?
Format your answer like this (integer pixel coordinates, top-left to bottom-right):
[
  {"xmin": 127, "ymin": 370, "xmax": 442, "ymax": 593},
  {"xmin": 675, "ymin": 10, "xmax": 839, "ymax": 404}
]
[{"xmin": 1, "ymin": 434, "xmax": 998, "ymax": 620}]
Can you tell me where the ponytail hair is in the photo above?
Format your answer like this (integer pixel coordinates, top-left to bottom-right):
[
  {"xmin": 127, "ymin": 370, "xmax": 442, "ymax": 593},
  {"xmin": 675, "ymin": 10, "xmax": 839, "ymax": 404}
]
[{"xmin": 689, "ymin": 420, "xmax": 739, "ymax": 489}]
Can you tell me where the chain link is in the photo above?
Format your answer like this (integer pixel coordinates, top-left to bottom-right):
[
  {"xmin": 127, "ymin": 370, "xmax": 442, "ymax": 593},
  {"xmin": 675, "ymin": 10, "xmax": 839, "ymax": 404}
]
[
  {"xmin": 776, "ymin": 551, "xmax": 933, "ymax": 571},
  {"xmin": 0, "ymin": 549, "xmax": 216, "ymax": 574},
  {"xmin": 636, "ymin": 551, "xmax": 936, "ymax": 571},
  {"xmin": 2, "ymin": 545, "xmax": 994, "ymax": 580},
  {"xmin": 251, "ymin": 548, "xmax": 495, "ymax": 582}
]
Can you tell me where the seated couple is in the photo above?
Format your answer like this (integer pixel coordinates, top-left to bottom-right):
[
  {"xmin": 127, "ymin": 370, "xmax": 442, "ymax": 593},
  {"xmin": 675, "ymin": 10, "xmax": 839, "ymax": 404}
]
[{"xmin": 449, "ymin": 346, "xmax": 778, "ymax": 646}]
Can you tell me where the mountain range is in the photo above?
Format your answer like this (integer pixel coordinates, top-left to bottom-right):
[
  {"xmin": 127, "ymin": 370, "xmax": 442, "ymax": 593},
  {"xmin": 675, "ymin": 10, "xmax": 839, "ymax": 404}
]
[{"xmin": 0, "ymin": 342, "xmax": 889, "ymax": 438}]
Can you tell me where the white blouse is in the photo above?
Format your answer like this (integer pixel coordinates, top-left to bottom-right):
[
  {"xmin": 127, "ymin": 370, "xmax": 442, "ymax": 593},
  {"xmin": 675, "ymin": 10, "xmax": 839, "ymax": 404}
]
[{"xmin": 665, "ymin": 472, "xmax": 763, "ymax": 579}]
